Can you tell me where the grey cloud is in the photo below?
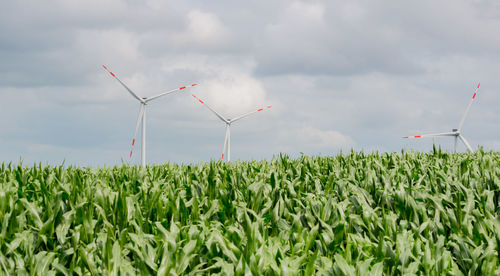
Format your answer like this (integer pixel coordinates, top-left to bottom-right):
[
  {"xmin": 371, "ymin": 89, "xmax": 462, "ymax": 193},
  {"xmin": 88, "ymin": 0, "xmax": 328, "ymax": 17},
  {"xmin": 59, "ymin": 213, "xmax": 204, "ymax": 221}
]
[
  {"xmin": 0, "ymin": 0, "xmax": 498, "ymax": 166},
  {"xmin": 253, "ymin": 0, "xmax": 500, "ymax": 76}
]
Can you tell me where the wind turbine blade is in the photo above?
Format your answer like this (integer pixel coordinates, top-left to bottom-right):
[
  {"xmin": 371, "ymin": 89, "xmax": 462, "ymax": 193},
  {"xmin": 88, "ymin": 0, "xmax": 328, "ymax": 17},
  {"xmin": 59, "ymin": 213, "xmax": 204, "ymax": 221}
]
[
  {"xmin": 458, "ymin": 82, "xmax": 480, "ymax": 131},
  {"xmin": 191, "ymin": 94, "xmax": 228, "ymax": 123},
  {"xmin": 402, "ymin": 132, "xmax": 456, "ymax": 139},
  {"xmin": 231, "ymin": 105, "xmax": 273, "ymax": 123},
  {"xmin": 102, "ymin": 65, "xmax": 145, "ymax": 103},
  {"xmin": 145, "ymin": 83, "xmax": 198, "ymax": 103},
  {"xmin": 458, "ymin": 134, "xmax": 474, "ymax": 152},
  {"xmin": 130, "ymin": 104, "xmax": 145, "ymax": 158}
]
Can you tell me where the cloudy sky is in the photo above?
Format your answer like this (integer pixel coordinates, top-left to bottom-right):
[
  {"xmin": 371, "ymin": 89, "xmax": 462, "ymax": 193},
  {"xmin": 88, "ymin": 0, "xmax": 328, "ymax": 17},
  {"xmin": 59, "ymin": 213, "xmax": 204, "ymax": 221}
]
[{"xmin": 1, "ymin": 0, "xmax": 499, "ymax": 166}]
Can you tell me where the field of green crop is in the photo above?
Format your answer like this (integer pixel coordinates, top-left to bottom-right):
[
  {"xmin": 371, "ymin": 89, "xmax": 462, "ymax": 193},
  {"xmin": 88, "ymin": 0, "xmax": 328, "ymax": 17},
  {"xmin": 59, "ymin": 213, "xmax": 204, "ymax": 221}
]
[{"xmin": 1, "ymin": 149, "xmax": 499, "ymax": 275}]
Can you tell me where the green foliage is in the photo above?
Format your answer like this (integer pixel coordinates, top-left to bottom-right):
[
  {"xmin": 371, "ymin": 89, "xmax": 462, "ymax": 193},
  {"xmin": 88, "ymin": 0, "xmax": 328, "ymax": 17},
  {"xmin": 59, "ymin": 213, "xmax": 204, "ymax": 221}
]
[{"xmin": 0, "ymin": 150, "xmax": 499, "ymax": 274}]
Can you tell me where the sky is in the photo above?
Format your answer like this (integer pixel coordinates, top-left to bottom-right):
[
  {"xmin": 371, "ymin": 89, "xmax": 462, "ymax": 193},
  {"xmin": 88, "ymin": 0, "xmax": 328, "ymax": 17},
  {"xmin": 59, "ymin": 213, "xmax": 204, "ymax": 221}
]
[{"xmin": 0, "ymin": 0, "xmax": 499, "ymax": 166}]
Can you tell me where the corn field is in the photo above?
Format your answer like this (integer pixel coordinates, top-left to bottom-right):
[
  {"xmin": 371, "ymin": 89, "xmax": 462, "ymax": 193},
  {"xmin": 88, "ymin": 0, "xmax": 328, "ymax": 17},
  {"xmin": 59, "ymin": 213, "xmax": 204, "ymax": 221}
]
[{"xmin": 1, "ymin": 149, "xmax": 499, "ymax": 275}]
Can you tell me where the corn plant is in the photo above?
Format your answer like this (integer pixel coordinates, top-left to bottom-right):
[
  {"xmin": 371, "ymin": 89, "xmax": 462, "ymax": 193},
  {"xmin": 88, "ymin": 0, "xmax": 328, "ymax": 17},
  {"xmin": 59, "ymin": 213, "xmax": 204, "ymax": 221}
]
[{"xmin": 0, "ymin": 149, "xmax": 499, "ymax": 275}]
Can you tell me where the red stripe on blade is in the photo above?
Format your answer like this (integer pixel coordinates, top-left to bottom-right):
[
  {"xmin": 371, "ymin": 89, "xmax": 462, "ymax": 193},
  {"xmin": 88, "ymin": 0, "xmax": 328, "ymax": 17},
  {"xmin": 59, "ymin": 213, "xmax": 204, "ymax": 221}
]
[
  {"xmin": 179, "ymin": 86, "xmax": 186, "ymax": 90},
  {"xmin": 191, "ymin": 84, "xmax": 198, "ymax": 86},
  {"xmin": 473, "ymin": 93, "xmax": 476, "ymax": 99},
  {"xmin": 414, "ymin": 136, "xmax": 421, "ymax": 138},
  {"xmin": 199, "ymin": 100, "xmax": 204, "ymax": 103},
  {"xmin": 477, "ymin": 83, "xmax": 480, "ymax": 88},
  {"xmin": 130, "ymin": 151, "xmax": 133, "ymax": 157},
  {"xmin": 221, "ymin": 154, "xmax": 224, "ymax": 160},
  {"xmin": 132, "ymin": 139, "xmax": 135, "ymax": 146},
  {"xmin": 267, "ymin": 106, "xmax": 272, "ymax": 108},
  {"xmin": 402, "ymin": 137, "xmax": 409, "ymax": 139},
  {"xmin": 258, "ymin": 108, "xmax": 263, "ymax": 111},
  {"xmin": 102, "ymin": 65, "xmax": 107, "ymax": 69},
  {"xmin": 110, "ymin": 72, "xmax": 115, "ymax": 77}
]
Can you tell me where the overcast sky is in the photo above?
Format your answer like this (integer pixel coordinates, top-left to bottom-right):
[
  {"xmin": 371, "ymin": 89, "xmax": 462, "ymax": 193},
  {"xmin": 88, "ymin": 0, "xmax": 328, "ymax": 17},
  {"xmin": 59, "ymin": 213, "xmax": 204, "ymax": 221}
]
[{"xmin": 1, "ymin": 0, "xmax": 499, "ymax": 166}]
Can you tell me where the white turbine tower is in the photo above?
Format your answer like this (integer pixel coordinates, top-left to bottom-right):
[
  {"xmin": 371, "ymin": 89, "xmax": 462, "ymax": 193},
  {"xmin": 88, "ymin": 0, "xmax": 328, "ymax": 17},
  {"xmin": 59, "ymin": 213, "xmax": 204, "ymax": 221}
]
[
  {"xmin": 103, "ymin": 65, "xmax": 197, "ymax": 167},
  {"xmin": 191, "ymin": 93, "xmax": 272, "ymax": 162},
  {"xmin": 403, "ymin": 82, "xmax": 480, "ymax": 152}
]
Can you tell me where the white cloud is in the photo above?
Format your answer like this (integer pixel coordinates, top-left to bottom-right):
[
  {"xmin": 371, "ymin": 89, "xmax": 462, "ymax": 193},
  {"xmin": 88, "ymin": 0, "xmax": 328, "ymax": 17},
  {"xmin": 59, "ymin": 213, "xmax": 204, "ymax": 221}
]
[
  {"xmin": 288, "ymin": 1, "xmax": 325, "ymax": 23},
  {"xmin": 282, "ymin": 126, "xmax": 354, "ymax": 151},
  {"xmin": 201, "ymin": 71, "xmax": 267, "ymax": 118},
  {"xmin": 172, "ymin": 10, "xmax": 229, "ymax": 48},
  {"xmin": 76, "ymin": 29, "xmax": 141, "ymax": 65},
  {"xmin": 159, "ymin": 59, "xmax": 270, "ymax": 118}
]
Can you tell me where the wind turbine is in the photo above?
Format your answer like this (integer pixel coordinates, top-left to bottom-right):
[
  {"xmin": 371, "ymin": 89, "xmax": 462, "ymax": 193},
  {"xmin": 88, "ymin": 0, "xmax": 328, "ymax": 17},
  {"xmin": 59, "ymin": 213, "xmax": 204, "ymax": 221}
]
[
  {"xmin": 102, "ymin": 65, "xmax": 197, "ymax": 167},
  {"xmin": 403, "ymin": 82, "xmax": 480, "ymax": 152},
  {"xmin": 191, "ymin": 93, "xmax": 272, "ymax": 162}
]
